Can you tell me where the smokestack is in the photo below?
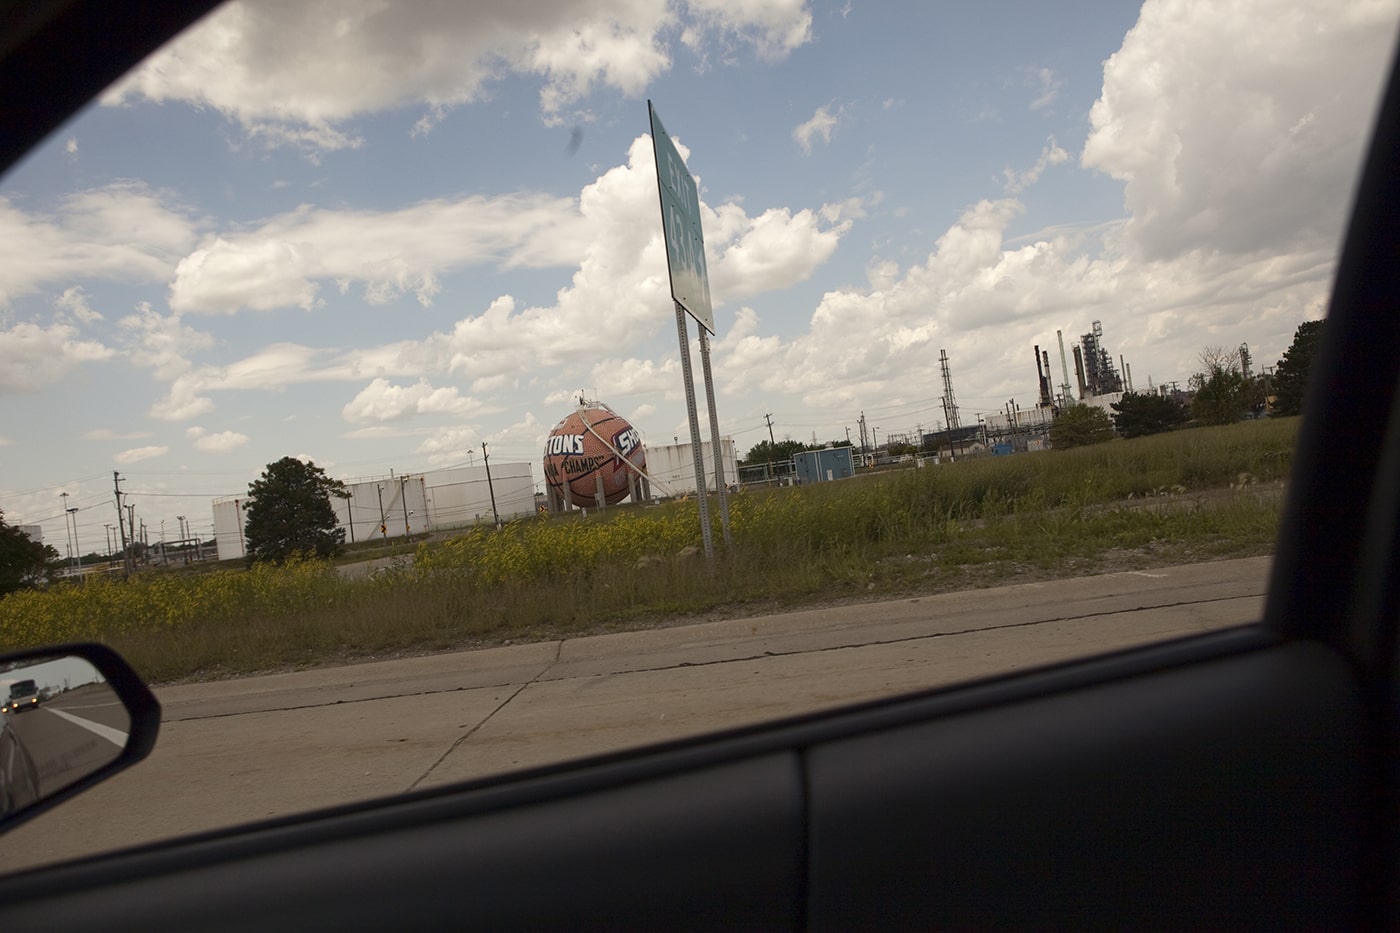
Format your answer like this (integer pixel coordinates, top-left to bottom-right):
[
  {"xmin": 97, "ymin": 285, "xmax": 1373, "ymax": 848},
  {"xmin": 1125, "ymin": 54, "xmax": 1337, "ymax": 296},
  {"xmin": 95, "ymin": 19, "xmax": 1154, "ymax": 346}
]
[
  {"xmin": 1057, "ymin": 330, "xmax": 1073, "ymax": 404},
  {"xmin": 1072, "ymin": 345, "xmax": 1087, "ymax": 399},
  {"xmin": 1034, "ymin": 346, "xmax": 1050, "ymax": 409}
]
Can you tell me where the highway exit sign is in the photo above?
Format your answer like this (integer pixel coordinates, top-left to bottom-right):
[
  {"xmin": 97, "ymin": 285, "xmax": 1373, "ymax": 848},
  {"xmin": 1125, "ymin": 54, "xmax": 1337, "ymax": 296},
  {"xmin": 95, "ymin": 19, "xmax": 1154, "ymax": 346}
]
[{"xmin": 648, "ymin": 101, "xmax": 714, "ymax": 334}]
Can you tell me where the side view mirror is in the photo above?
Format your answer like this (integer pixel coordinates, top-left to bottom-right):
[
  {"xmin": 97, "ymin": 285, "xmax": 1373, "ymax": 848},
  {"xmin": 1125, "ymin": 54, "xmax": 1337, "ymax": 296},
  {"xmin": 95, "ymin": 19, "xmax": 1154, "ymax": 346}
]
[{"xmin": 0, "ymin": 643, "xmax": 159, "ymax": 834}]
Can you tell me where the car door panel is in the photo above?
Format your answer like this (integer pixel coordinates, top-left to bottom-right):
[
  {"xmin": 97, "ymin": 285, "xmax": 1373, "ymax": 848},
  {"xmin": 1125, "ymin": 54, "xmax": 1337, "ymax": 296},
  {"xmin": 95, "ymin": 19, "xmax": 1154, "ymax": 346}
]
[{"xmin": 0, "ymin": 634, "xmax": 1365, "ymax": 931}]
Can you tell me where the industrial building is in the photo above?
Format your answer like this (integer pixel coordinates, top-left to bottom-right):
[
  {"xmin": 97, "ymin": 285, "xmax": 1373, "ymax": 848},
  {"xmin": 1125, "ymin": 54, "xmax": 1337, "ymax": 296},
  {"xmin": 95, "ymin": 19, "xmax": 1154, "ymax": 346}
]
[
  {"xmin": 644, "ymin": 438, "xmax": 738, "ymax": 498},
  {"xmin": 212, "ymin": 462, "xmax": 536, "ymax": 561},
  {"xmin": 794, "ymin": 446, "xmax": 857, "ymax": 484}
]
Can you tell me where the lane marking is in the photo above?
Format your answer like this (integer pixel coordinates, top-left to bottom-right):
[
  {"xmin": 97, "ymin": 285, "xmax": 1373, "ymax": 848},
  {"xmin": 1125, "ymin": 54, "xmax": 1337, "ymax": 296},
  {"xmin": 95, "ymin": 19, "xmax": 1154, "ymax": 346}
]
[{"xmin": 46, "ymin": 707, "xmax": 127, "ymax": 748}]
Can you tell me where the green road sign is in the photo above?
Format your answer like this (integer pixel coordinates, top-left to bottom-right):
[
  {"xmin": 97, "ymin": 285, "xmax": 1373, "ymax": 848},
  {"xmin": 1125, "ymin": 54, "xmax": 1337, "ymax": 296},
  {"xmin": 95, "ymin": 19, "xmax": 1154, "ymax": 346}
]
[{"xmin": 648, "ymin": 101, "xmax": 714, "ymax": 334}]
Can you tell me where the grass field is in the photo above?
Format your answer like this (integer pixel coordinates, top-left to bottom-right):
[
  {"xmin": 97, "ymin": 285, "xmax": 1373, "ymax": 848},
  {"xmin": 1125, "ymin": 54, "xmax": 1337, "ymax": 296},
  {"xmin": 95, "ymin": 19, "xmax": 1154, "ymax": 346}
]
[{"xmin": 0, "ymin": 418, "xmax": 1298, "ymax": 684}]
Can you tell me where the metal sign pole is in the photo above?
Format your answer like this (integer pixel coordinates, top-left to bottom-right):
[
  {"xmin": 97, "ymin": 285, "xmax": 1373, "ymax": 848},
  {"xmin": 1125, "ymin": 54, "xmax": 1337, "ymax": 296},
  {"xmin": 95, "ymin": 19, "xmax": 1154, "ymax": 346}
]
[
  {"xmin": 698, "ymin": 327, "xmax": 731, "ymax": 547},
  {"xmin": 676, "ymin": 302, "xmax": 714, "ymax": 560}
]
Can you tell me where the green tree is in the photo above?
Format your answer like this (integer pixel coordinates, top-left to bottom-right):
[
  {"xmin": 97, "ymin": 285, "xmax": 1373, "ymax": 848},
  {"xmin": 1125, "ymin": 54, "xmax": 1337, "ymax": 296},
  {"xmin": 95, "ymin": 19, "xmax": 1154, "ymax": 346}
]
[
  {"xmin": 0, "ymin": 510, "xmax": 60, "ymax": 596},
  {"xmin": 243, "ymin": 457, "xmax": 349, "ymax": 565},
  {"xmin": 1110, "ymin": 392, "xmax": 1188, "ymax": 438},
  {"xmin": 1271, "ymin": 319, "xmax": 1324, "ymax": 417},
  {"xmin": 741, "ymin": 439, "xmax": 808, "ymax": 465},
  {"xmin": 1189, "ymin": 347, "xmax": 1254, "ymax": 426},
  {"xmin": 1050, "ymin": 405, "xmax": 1116, "ymax": 449}
]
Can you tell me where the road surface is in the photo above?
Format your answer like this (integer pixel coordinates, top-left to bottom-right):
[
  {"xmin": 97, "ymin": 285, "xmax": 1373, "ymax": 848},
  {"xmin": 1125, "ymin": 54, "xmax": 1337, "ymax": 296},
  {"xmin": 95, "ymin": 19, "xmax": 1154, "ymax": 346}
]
[
  {"xmin": 2, "ymin": 556, "xmax": 1270, "ymax": 873},
  {"xmin": 5, "ymin": 689, "xmax": 126, "ymax": 798}
]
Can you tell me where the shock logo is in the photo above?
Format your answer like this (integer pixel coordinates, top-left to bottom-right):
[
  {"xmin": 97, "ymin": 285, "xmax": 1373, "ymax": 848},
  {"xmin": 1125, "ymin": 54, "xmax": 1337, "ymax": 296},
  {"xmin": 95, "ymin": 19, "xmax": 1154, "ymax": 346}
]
[{"xmin": 612, "ymin": 427, "xmax": 642, "ymax": 463}]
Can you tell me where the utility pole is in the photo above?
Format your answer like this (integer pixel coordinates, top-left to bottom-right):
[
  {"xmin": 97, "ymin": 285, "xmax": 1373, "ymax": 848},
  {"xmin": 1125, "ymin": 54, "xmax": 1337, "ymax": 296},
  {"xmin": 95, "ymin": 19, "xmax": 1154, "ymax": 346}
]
[
  {"xmin": 764, "ymin": 413, "xmax": 776, "ymax": 483},
  {"xmin": 400, "ymin": 475, "xmax": 411, "ymax": 536},
  {"xmin": 482, "ymin": 442, "xmax": 501, "ymax": 529},
  {"xmin": 127, "ymin": 503, "xmax": 136, "ymax": 564},
  {"xmin": 60, "ymin": 492, "xmax": 74, "ymax": 576},
  {"xmin": 113, "ymin": 472, "xmax": 132, "ymax": 577},
  {"xmin": 375, "ymin": 486, "xmax": 388, "ymax": 544}
]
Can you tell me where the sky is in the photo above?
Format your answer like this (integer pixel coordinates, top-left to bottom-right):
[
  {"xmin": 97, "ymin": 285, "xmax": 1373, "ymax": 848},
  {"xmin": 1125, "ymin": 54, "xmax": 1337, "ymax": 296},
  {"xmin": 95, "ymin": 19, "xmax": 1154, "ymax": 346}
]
[{"xmin": 1, "ymin": 0, "xmax": 1397, "ymax": 555}]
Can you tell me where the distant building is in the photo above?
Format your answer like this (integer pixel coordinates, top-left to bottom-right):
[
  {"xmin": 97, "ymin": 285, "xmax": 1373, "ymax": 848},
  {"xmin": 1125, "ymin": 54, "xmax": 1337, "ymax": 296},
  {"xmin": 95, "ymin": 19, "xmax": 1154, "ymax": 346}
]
[
  {"xmin": 794, "ymin": 446, "xmax": 857, "ymax": 483},
  {"xmin": 646, "ymin": 438, "xmax": 738, "ymax": 498},
  {"xmin": 212, "ymin": 463, "xmax": 536, "ymax": 561}
]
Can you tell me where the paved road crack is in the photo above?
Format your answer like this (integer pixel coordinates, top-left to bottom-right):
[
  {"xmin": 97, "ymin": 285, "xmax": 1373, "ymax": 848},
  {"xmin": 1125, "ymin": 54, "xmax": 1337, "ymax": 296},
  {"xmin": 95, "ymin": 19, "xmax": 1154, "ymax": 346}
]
[
  {"xmin": 161, "ymin": 590, "xmax": 1261, "ymax": 723},
  {"xmin": 404, "ymin": 640, "xmax": 564, "ymax": 792}
]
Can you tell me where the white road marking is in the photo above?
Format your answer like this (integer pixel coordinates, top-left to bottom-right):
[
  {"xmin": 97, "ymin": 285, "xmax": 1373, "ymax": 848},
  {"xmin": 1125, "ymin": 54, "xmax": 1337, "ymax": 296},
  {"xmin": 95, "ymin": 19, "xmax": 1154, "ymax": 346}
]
[{"xmin": 46, "ymin": 708, "xmax": 127, "ymax": 748}]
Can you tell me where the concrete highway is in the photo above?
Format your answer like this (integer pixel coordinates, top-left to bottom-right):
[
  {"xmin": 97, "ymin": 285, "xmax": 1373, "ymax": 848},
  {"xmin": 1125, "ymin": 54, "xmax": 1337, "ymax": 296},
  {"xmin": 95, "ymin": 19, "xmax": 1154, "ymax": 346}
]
[{"xmin": 2, "ymin": 556, "xmax": 1270, "ymax": 873}]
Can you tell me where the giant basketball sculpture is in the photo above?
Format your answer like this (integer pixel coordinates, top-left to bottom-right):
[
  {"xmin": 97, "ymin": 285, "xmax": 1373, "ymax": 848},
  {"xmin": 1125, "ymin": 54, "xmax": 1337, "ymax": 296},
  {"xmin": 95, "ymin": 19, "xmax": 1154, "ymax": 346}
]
[{"xmin": 543, "ymin": 402, "xmax": 647, "ymax": 508}]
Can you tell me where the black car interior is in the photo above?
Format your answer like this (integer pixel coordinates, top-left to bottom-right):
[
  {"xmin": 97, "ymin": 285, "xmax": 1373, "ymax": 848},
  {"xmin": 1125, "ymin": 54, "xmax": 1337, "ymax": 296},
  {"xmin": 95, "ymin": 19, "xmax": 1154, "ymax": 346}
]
[{"xmin": 0, "ymin": 4, "xmax": 1397, "ymax": 930}]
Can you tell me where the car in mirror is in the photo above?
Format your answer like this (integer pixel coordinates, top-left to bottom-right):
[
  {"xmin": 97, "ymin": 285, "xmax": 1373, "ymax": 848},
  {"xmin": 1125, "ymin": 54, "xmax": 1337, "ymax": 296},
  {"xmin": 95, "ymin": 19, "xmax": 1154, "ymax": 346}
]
[{"xmin": 0, "ymin": 645, "xmax": 160, "ymax": 834}]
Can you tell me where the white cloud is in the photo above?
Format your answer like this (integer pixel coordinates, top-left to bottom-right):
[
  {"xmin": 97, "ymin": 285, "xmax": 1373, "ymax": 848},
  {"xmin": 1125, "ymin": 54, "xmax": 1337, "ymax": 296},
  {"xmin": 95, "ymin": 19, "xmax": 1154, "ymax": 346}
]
[
  {"xmin": 793, "ymin": 104, "xmax": 841, "ymax": 154},
  {"xmin": 119, "ymin": 303, "xmax": 214, "ymax": 381},
  {"xmin": 709, "ymin": 205, "xmax": 850, "ymax": 299},
  {"xmin": 54, "ymin": 286, "xmax": 102, "ymax": 323},
  {"xmin": 683, "ymin": 0, "xmax": 813, "ymax": 61},
  {"xmin": 1082, "ymin": 0, "xmax": 1397, "ymax": 261},
  {"xmin": 1002, "ymin": 136, "xmax": 1069, "ymax": 194},
  {"xmin": 0, "ymin": 184, "xmax": 198, "ymax": 306},
  {"xmin": 0, "ymin": 322, "xmax": 114, "ymax": 394},
  {"xmin": 105, "ymin": 0, "xmax": 813, "ymax": 150},
  {"xmin": 588, "ymin": 357, "xmax": 681, "ymax": 400},
  {"xmin": 414, "ymin": 427, "xmax": 480, "ymax": 465},
  {"xmin": 191, "ymin": 429, "xmax": 251, "ymax": 454},
  {"xmin": 144, "ymin": 134, "xmax": 850, "ymax": 421},
  {"xmin": 1028, "ymin": 67, "xmax": 1064, "ymax": 111},
  {"xmin": 168, "ymin": 194, "xmax": 588, "ymax": 315},
  {"xmin": 711, "ymin": 180, "xmax": 1337, "ymax": 417},
  {"xmin": 114, "ymin": 445, "xmax": 169, "ymax": 464},
  {"xmin": 342, "ymin": 377, "xmax": 486, "ymax": 424},
  {"xmin": 84, "ymin": 429, "xmax": 151, "ymax": 441},
  {"xmin": 65, "ymin": 137, "xmax": 78, "ymax": 155}
]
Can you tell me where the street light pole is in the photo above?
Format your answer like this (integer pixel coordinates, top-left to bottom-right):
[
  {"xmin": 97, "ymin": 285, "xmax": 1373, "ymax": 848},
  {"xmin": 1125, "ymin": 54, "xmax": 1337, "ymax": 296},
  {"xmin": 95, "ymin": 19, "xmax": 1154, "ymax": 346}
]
[{"xmin": 66, "ymin": 507, "xmax": 81, "ymax": 578}]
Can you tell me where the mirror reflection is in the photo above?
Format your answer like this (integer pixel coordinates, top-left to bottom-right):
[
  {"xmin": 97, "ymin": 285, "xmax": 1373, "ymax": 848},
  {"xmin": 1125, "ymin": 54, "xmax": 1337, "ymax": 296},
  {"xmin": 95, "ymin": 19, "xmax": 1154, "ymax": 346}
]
[{"xmin": 0, "ymin": 655, "xmax": 128, "ymax": 820}]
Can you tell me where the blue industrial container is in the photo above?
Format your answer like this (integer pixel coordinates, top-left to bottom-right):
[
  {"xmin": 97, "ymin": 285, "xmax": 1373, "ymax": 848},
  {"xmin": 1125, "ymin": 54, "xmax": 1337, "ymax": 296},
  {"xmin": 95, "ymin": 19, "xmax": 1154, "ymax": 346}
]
[{"xmin": 794, "ymin": 446, "xmax": 857, "ymax": 483}]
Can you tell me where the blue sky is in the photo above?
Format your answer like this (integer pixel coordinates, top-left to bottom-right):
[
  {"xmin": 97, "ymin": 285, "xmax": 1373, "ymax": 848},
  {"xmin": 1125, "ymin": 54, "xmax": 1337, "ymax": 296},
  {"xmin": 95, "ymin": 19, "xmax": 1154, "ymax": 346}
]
[{"xmin": 1, "ymin": 0, "xmax": 1396, "ymax": 555}]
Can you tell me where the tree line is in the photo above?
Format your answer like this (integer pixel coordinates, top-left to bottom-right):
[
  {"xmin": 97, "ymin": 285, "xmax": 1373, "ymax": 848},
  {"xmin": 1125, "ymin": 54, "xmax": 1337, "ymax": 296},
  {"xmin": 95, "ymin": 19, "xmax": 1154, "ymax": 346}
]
[{"xmin": 1050, "ymin": 320, "xmax": 1323, "ymax": 449}]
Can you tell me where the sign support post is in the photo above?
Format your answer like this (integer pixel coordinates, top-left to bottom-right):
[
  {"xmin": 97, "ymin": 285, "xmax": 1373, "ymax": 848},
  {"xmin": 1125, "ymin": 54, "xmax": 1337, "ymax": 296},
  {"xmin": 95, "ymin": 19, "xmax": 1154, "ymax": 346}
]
[
  {"xmin": 676, "ymin": 301, "xmax": 714, "ymax": 560},
  {"xmin": 698, "ymin": 327, "xmax": 731, "ymax": 547},
  {"xmin": 650, "ymin": 99, "xmax": 731, "ymax": 560}
]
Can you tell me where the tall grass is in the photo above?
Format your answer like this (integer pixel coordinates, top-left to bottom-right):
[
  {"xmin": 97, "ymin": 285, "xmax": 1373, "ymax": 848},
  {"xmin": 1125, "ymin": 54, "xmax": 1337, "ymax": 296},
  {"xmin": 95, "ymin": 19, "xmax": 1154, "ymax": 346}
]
[{"xmin": 0, "ymin": 419, "xmax": 1296, "ymax": 682}]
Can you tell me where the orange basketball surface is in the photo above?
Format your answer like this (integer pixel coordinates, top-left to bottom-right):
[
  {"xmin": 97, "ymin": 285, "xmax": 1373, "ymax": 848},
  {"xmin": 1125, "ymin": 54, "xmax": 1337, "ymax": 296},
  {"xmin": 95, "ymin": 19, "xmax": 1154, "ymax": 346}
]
[{"xmin": 543, "ymin": 406, "xmax": 646, "ymax": 507}]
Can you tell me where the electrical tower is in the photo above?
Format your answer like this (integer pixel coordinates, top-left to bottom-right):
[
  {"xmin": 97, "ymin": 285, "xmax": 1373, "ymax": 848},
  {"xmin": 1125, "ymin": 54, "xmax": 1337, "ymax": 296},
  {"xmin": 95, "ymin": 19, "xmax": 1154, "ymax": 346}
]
[{"xmin": 939, "ymin": 349, "xmax": 961, "ymax": 430}]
